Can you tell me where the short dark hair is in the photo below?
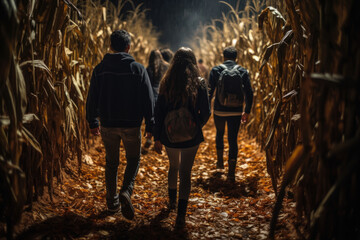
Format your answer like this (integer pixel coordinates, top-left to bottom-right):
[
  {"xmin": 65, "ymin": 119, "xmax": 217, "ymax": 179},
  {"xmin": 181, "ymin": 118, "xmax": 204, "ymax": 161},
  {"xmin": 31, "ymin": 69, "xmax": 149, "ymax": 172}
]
[
  {"xmin": 110, "ymin": 30, "xmax": 131, "ymax": 52},
  {"xmin": 198, "ymin": 59, "xmax": 203, "ymax": 64},
  {"xmin": 223, "ymin": 46, "xmax": 237, "ymax": 60}
]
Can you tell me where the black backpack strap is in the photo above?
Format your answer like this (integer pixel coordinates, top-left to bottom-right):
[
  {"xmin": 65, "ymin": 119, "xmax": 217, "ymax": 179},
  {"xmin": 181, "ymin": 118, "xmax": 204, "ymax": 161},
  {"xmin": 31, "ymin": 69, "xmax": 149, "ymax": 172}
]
[
  {"xmin": 198, "ymin": 76, "xmax": 205, "ymax": 85},
  {"xmin": 219, "ymin": 64, "xmax": 227, "ymax": 71}
]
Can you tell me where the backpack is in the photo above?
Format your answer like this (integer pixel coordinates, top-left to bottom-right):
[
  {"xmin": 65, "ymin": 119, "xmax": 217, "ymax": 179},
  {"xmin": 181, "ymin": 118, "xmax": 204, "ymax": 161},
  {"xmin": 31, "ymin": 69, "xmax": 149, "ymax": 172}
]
[
  {"xmin": 217, "ymin": 64, "xmax": 245, "ymax": 107},
  {"xmin": 164, "ymin": 107, "xmax": 198, "ymax": 143}
]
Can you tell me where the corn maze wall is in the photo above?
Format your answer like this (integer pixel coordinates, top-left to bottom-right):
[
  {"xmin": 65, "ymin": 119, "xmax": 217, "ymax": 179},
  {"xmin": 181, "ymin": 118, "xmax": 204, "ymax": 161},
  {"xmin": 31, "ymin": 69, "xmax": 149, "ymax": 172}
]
[
  {"xmin": 0, "ymin": 0, "xmax": 158, "ymax": 235},
  {"xmin": 192, "ymin": 0, "xmax": 360, "ymax": 238},
  {"xmin": 1, "ymin": 0, "xmax": 359, "ymax": 239}
]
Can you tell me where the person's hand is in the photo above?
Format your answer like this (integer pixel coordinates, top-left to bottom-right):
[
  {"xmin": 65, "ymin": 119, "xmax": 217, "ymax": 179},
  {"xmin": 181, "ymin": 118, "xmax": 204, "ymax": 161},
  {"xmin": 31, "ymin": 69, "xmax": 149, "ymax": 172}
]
[
  {"xmin": 154, "ymin": 140, "xmax": 163, "ymax": 154},
  {"xmin": 145, "ymin": 132, "xmax": 152, "ymax": 139},
  {"xmin": 90, "ymin": 127, "xmax": 100, "ymax": 136},
  {"xmin": 241, "ymin": 112, "xmax": 249, "ymax": 124}
]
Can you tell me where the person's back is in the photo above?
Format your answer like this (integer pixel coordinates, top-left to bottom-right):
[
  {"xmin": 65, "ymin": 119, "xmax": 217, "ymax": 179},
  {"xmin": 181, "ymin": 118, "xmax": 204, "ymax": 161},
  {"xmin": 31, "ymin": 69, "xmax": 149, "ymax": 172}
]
[
  {"xmin": 154, "ymin": 47, "xmax": 211, "ymax": 228},
  {"xmin": 86, "ymin": 30, "xmax": 154, "ymax": 220},
  {"xmin": 92, "ymin": 52, "xmax": 152, "ymax": 127},
  {"xmin": 208, "ymin": 46, "xmax": 253, "ymax": 181}
]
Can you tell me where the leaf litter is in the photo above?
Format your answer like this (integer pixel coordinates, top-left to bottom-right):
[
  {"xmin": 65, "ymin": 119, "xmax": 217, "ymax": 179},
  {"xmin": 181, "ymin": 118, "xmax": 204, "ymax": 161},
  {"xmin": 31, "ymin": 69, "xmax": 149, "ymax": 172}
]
[{"xmin": 14, "ymin": 118, "xmax": 299, "ymax": 239}]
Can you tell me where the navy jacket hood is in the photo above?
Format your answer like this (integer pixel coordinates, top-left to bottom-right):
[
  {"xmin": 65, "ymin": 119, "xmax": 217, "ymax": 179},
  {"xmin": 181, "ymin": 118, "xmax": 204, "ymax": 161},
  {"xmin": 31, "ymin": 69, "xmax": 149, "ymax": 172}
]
[{"xmin": 86, "ymin": 52, "xmax": 155, "ymax": 132}]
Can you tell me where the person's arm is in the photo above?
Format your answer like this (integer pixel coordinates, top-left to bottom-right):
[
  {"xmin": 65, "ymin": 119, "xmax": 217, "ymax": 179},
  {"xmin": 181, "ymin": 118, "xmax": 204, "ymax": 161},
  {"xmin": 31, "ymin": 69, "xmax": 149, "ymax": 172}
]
[
  {"xmin": 241, "ymin": 72, "xmax": 254, "ymax": 124},
  {"xmin": 208, "ymin": 68, "xmax": 217, "ymax": 100},
  {"xmin": 146, "ymin": 67, "xmax": 154, "ymax": 87},
  {"xmin": 154, "ymin": 95, "xmax": 165, "ymax": 154},
  {"xmin": 153, "ymin": 95, "xmax": 165, "ymax": 141},
  {"xmin": 243, "ymin": 72, "xmax": 253, "ymax": 114},
  {"xmin": 86, "ymin": 69, "xmax": 100, "ymax": 134},
  {"xmin": 197, "ymin": 84, "xmax": 211, "ymax": 127},
  {"xmin": 141, "ymin": 68, "xmax": 155, "ymax": 134}
]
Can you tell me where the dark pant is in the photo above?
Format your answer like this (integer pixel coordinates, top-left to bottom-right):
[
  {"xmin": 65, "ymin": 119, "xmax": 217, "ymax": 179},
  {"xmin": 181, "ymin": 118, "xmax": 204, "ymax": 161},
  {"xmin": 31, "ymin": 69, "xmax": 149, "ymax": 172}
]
[
  {"xmin": 214, "ymin": 114, "xmax": 241, "ymax": 160},
  {"xmin": 100, "ymin": 127, "xmax": 141, "ymax": 209}
]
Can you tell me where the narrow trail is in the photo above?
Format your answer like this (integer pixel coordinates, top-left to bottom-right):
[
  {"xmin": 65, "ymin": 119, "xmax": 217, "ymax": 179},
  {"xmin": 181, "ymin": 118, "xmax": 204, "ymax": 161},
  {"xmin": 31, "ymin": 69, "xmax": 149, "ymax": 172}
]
[{"xmin": 14, "ymin": 117, "xmax": 297, "ymax": 239}]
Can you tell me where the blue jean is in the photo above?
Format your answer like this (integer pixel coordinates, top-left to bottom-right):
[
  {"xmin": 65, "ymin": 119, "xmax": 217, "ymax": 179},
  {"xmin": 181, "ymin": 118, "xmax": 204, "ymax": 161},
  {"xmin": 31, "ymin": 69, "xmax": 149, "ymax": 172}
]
[
  {"xmin": 165, "ymin": 145, "xmax": 199, "ymax": 200},
  {"xmin": 100, "ymin": 127, "xmax": 141, "ymax": 209},
  {"xmin": 213, "ymin": 114, "xmax": 241, "ymax": 160}
]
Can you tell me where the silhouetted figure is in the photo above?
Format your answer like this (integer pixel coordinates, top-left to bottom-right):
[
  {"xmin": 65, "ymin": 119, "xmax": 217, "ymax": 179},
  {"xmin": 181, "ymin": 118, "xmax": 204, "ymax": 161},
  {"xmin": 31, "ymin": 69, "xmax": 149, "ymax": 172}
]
[
  {"xmin": 86, "ymin": 30, "xmax": 154, "ymax": 219},
  {"xmin": 208, "ymin": 46, "xmax": 253, "ymax": 182},
  {"xmin": 147, "ymin": 49, "xmax": 169, "ymax": 101},
  {"xmin": 160, "ymin": 48, "xmax": 174, "ymax": 63},
  {"xmin": 142, "ymin": 50, "xmax": 169, "ymax": 153},
  {"xmin": 197, "ymin": 58, "xmax": 209, "ymax": 83},
  {"xmin": 154, "ymin": 47, "xmax": 211, "ymax": 228}
]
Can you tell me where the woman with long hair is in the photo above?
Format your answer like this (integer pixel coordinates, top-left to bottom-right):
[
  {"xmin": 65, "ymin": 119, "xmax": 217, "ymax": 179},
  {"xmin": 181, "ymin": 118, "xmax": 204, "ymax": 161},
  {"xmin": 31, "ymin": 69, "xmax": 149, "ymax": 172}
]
[
  {"xmin": 143, "ymin": 50, "xmax": 170, "ymax": 154},
  {"xmin": 146, "ymin": 49, "xmax": 169, "ymax": 101},
  {"xmin": 154, "ymin": 47, "xmax": 211, "ymax": 228}
]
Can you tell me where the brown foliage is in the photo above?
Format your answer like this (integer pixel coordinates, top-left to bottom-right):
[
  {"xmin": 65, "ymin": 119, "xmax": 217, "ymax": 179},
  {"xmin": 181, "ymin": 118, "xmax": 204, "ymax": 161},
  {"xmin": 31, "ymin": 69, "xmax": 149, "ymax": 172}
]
[
  {"xmin": 192, "ymin": 0, "xmax": 360, "ymax": 239},
  {"xmin": 0, "ymin": 0, "xmax": 159, "ymax": 235}
]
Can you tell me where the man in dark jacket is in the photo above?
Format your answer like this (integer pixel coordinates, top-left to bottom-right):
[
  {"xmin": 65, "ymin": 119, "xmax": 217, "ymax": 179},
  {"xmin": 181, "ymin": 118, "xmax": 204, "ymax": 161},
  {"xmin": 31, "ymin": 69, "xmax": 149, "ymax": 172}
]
[
  {"xmin": 208, "ymin": 46, "xmax": 253, "ymax": 182},
  {"xmin": 86, "ymin": 30, "xmax": 154, "ymax": 219}
]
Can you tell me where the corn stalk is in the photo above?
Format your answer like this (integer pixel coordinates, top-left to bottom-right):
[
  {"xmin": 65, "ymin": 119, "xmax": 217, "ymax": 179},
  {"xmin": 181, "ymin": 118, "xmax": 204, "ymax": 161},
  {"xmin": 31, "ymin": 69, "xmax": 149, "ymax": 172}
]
[
  {"xmin": 192, "ymin": 0, "xmax": 360, "ymax": 238},
  {"xmin": 261, "ymin": 0, "xmax": 360, "ymax": 239},
  {"xmin": 0, "ymin": 0, "xmax": 158, "ymax": 236}
]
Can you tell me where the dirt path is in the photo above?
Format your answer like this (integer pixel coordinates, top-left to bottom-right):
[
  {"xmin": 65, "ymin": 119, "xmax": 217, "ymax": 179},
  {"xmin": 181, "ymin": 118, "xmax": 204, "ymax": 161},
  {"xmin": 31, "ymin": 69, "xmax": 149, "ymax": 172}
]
[{"xmin": 14, "ymin": 117, "xmax": 298, "ymax": 239}]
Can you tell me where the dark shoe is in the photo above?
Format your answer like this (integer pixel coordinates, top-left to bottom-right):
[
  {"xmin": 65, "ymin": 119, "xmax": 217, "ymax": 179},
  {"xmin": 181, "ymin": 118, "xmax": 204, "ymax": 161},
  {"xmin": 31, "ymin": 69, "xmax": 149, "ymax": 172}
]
[
  {"xmin": 144, "ymin": 139, "xmax": 152, "ymax": 148},
  {"xmin": 227, "ymin": 159, "xmax": 236, "ymax": 182},
  {"xmin": 107, "ymin": 204, "xmax": 120, "ymax": 214},
  {"xmin": 141, "ymin": 139, "xmax": 152, "ymax": 154},
  {"xmin": 119, "ymin": 191, "xmax": 134, "ymax": 220},
  {"xmin": 175, "ymin": 199, "xmax": 188, "ymax": 228},
  {"xmin": 216, "ymin": 149, "xmax": 224, "ymax": 169},
  {"xmin": 168, "ymin": 188, "xmax": 177, "ymax": 210},
  {"xmin": 175, "ymin": 215, "xmax": 186, "ymax": 228},
  {"xmin": 169, "ymin": 201, "xmax": 176, "ymax": 210}
]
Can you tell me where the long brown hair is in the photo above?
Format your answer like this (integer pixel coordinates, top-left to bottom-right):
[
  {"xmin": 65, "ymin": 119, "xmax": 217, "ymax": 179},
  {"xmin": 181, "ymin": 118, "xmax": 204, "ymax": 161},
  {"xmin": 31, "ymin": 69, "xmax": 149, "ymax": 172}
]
[
  {"xmin": 148, "ymin": 49, "xmax": 168, "ymax": 81},
  {"xmin": 159, "ymin": 47, "xmax": 201, "ymax": 107}
]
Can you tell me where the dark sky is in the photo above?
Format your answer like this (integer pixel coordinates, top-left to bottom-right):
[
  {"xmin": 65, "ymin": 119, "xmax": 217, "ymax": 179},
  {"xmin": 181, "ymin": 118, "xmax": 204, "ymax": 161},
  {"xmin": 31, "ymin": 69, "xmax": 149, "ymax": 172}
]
[{"xmin": 118, "ymin": 0, "xmax": 243, "ymax": 51}]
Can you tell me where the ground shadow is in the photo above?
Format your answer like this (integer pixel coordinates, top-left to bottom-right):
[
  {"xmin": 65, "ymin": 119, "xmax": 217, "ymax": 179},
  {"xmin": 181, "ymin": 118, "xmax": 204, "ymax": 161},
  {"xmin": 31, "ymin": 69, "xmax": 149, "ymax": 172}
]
[
  {"xmin": 115, "ymin": 208, "xmax": 190, "ymax": 240},
  {"xmin": 16, "ymin": 208, "xmax": 190, "ymax": 240},
  {"xmin": 16, "ymin": 211, "xmax": 131, "ymax": 239},
  {"xmin": 195, "ymin": 171, "xmax": 259, "ymax": 198}
]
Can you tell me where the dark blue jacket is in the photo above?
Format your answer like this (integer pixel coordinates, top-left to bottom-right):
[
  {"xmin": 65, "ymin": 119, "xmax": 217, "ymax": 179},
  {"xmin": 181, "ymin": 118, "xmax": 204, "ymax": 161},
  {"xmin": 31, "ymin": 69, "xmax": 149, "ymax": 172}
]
[
  {"xmin": 86, "ymin": 52, "xmax": 154, "ymax": 132},
  {"xmin": 154, "ymin": 80, "xmax": 211, "ymax": 148},
  {"xmin": 208, "ymin": 60, "xmax": 253, "ymax": 113}
]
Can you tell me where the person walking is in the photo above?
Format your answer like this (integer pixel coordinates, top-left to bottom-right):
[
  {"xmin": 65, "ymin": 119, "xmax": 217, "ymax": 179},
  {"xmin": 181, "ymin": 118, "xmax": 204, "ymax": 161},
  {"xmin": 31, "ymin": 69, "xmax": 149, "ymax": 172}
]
[
  {"xmin": 160, "ymin": 48, "xmax": 174, "ymax": 63},
  {"xmin": 197, "ymin": 58, "xmax": 209, "ymax": 83},
  {"xmin": 86, "ymin": 30, "xmax": 154, "ymax": 219},
  {"xmin": 208, "ymin": 46, "xmax": 253, "ymax": 182},
  {"xmin": 153, "ymin": 47, "xmax": 211, "ymax": 228},
  {"xmin": 142, "ymin": 50, "xmax": 169, "ymax": 154},
  {"xmin": 146, "ymin": 49, "xmax": 169, "ymax": 101}
]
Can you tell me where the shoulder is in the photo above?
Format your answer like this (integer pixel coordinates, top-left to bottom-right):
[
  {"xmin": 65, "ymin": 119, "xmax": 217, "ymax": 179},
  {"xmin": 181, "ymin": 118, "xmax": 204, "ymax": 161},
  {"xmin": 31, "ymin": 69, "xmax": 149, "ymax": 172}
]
[
  {"xmin": 210, "ymin": 65, "xmax": 226, "ymax": 76},
  {"xmin": 211, "ymin": 65, "xmax": 223, "ymax": 72},
  {"xmin": 130, "ymin": 61, "xmax": 147, "ymax": 74},
  {"xmin": 93, "ymin": 62, "xmax": 103, "ymax": 75}
]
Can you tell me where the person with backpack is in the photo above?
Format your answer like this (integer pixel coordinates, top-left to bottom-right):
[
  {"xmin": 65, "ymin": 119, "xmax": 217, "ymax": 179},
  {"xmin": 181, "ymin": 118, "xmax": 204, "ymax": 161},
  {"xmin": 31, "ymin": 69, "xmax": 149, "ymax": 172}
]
[
  {"xmin": 208, "ymin": 46, "xmax": 253, "ymax": 182},
  {"xmin": 153, "ymin": 47, "xmax": 211, "ymax": 228},
  {"xmin": 86, "ymin": 30, "xmax": 154, "ymax": 219}
]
